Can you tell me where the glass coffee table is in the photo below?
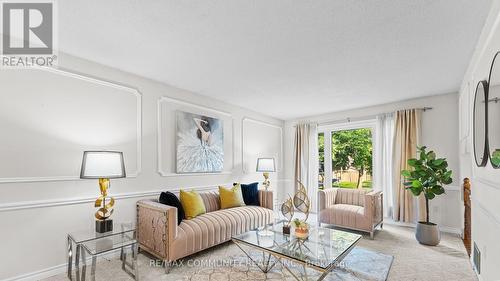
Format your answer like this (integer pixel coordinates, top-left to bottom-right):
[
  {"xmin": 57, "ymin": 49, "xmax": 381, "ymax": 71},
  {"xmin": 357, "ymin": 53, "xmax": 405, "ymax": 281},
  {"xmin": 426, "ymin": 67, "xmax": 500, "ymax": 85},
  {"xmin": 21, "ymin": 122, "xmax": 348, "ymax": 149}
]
[
  {"xmin": 232, "ymin": 221, "xmax": 361, "ymax": 281},
  {"xmin": 67, "ymin": 222, "xmax": 138, "ymax": 281}
]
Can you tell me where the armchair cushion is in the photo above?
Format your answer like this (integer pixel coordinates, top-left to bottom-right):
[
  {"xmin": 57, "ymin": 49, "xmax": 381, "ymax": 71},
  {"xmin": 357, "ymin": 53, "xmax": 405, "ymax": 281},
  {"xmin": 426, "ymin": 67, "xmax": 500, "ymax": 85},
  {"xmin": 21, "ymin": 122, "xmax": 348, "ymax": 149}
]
[{"xmin": 320, "ymin": 204, "xmax": 369, "ymax": 229}]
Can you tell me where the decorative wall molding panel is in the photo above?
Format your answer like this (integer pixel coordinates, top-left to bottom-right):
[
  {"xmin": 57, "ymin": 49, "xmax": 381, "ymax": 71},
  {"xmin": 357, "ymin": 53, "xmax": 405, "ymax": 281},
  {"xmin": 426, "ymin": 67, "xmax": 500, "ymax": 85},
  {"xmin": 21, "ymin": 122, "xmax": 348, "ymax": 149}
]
[
  {"xmin": 472, "ymin": 196, "xmax": 500, "ymax": 227},
  {"xmin": 0, "ymin": 183, "xmax": 227, "ymax": 213},
  {"xmin": 241, "ymin": 117, "xmax": 283, "ymax": 173},
  {"xmin": 157, "ymin": 96, "xmax": 234, "ymax": 176},
  {"xmin": 0, "ymin": 67, "xmax": 142, "ymax": 183},
  {"xmin": 476, "ymin": 176, "xmax": 500, "ymax": 190}
]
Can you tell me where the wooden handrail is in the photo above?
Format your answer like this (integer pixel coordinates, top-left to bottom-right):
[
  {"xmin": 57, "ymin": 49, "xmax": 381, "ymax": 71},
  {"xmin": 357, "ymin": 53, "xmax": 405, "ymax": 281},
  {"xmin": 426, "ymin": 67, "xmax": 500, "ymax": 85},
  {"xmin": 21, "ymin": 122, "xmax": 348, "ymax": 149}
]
[{"xmin": 463, "ymin": 177, "xmax": 471, "ymax": 256}]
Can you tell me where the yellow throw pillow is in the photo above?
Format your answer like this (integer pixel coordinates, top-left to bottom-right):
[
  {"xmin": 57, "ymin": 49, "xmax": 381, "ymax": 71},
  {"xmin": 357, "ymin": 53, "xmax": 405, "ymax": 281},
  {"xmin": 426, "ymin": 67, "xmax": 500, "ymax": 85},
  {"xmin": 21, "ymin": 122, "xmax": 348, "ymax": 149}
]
[
  {"xmin": 219, "ymin": 184, "xmax": 246, "ymax": 209},
  {"xmin": 179, "ymin": 189, "xmax": 206, "ymax": 219}
]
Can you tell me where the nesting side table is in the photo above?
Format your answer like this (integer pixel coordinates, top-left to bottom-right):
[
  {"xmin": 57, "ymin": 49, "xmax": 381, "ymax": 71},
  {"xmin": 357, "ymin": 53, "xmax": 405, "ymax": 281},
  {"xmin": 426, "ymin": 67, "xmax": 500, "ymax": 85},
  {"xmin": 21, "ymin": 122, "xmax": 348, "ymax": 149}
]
[{"xmin": 67, "ymin": 223, "xmax": 138, "ymax": 281}]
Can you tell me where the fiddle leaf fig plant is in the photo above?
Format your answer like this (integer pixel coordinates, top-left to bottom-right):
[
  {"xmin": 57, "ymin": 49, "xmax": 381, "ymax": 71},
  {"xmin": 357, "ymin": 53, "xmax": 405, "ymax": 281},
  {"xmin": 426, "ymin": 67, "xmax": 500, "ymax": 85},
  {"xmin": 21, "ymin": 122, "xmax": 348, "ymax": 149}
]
[{"xmin": 401, "ymin": 146, "xmax": 453, "ymax": 224}]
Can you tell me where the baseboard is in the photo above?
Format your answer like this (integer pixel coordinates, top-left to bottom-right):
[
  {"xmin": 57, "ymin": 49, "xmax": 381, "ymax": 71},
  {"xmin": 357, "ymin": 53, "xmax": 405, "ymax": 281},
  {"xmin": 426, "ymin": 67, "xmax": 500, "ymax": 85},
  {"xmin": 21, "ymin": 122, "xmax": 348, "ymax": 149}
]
[
  {"xmin": 440, "ymin": 226, "xmax": 462, "ymax": 235},
  {"xmin": 383, "ymin": 219, "xmax": 462, "ymax": 235},
  {"xmin": 3, "ymin": 249, "xmax": 122, "ymax": 281},
  {"xmin": 2, "ymin": 263, "xmax": 68, "ymax": 281}
]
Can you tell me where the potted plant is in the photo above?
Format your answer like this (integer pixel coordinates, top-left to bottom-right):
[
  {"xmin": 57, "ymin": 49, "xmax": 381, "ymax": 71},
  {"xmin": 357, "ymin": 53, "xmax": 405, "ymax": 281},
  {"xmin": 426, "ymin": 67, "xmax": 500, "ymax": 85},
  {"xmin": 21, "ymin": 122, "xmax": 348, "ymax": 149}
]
[
  {"xmin": 401, "ymin": 146, "xmax": 453, "ymax": 246},
  {"xmin": 293, "ymin": 218, "xmax": 310, "ymax": 239}
]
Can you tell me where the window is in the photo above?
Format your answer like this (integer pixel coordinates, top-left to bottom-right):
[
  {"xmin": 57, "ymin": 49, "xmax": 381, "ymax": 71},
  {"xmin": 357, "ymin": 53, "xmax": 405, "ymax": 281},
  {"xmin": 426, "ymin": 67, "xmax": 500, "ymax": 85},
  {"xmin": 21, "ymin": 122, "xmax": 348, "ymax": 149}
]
[
  {"xmin": 318, "ymin": 121, "xmax": 375, "ymax": 189},
  {"xmin": 318, "ymin": 132, "xmax": 325, "ymax": 189}
]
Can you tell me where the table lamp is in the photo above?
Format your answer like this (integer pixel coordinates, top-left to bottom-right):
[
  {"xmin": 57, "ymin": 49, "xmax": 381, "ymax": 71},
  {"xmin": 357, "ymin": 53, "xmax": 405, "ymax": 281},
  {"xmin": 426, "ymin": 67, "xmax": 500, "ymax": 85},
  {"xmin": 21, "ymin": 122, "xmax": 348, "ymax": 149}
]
[
  {"xmin": 256, "ymin": 158, "xmax": 276, "ymax": 190},
  {"xmin": 256, "ymin": 157, "xmax": 275, "ymax": 236},
  {"xmin": 80, "ymin": 151, "xmax": 126, "ymax": 233}
]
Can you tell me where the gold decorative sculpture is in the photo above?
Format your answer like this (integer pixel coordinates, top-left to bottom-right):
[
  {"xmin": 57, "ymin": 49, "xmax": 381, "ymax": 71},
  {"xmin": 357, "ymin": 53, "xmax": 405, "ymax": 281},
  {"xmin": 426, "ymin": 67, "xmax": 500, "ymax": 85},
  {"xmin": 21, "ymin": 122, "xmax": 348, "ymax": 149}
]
[
  {"xmin": 95, "ymin": 178, "xmax": 115, "ymax": 220},
  {"xmin": 281, "ymin": 195, "xmax": 295, "ymax": 225},
  {"xmin": 280, "ymin": 181, "xmax": 312, "ymax": 236},
  {"xmin": 293, "ymin": 181, "xmax": 311, "ymax": 222},
  {"xmin": 280, "ymin": 195, "xmax": 294, "ymax": 234}
]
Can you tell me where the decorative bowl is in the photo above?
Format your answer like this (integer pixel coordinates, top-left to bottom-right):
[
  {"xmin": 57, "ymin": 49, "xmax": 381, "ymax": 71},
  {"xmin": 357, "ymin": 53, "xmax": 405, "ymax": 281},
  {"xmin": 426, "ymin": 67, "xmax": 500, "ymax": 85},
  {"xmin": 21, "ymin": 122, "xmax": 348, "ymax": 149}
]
[{"xmin": 295, "ymin": 227, "xmax": 309, "ymax": 239}]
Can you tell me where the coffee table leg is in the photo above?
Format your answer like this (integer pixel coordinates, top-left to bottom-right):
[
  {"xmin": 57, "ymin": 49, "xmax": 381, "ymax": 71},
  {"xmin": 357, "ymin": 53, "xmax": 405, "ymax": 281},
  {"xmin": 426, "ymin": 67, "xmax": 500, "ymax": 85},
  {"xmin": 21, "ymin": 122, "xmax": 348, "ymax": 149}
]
[
  {"xmin": 67, "ymin": 236, "xmax": 73, "ymax": 280},
  {"xmin": 122, "ymin": 246, "xmax": 127, "ymax": 271},
  {"xmin": 276, "ymin": 256, "xmax": 332, "ymax": 281},
  {"xmin": 81, "ymin": 247, "xmax": 87, "ymax": 281},
  {"xmin": 132, "ymin": 243, "xmax": 139, "ymax": 280},
  {"xmin": 233, "ymin": 241, "xmax": 277, "ymax": 273},
  {"xmin": 91, "ymin": 256, "xmax": 97, "ymax": 281},
  {"xmin": 316, "ymin": 270, "xmax": 330, "ymax": 281},
  {"xmin": 75, "ymin": 245, "xmax": 81, "ymax": 281}
]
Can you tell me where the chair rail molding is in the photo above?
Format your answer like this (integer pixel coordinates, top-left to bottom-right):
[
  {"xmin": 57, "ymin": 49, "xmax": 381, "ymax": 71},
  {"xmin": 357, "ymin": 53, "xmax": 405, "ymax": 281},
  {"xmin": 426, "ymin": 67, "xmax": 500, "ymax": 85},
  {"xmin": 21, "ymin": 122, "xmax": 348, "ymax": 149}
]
[
  {"xmin": 0, "ymin": 183, "xmax": 228, "ymax": 213},
  {"xmin": 241, "ymin": 117, "xmax": 283, "ymax": 174},
  {"xmin": 157, "ymin": 96, "xmax": 234, "ymax": 177},
  {"xmin": 0, "ymin": 67, "xmax": 142, "ymax": 183}
]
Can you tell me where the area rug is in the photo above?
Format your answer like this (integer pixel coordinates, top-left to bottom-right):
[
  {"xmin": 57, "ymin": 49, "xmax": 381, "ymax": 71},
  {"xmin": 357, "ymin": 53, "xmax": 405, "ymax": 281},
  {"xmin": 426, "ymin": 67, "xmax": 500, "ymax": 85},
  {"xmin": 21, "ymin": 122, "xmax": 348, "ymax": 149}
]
[{"xmin": 179, "ymin": 245, "xmax": 394, "ymax": 281}]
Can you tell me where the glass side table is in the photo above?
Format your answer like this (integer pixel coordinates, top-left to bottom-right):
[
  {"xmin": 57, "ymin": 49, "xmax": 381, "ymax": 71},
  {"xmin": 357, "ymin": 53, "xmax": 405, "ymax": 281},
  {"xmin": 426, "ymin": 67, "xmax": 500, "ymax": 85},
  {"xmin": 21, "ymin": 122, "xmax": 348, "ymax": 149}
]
[{"xmin": 67, "ymin": 222, "xmax": 137, "ymax": 281}]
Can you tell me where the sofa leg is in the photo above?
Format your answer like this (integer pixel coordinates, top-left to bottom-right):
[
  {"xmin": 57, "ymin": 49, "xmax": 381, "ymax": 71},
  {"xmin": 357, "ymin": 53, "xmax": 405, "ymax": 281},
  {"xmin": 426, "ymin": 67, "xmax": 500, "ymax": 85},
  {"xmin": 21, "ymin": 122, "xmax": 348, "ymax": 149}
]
[
  {"xmin": 370, "ymin": 231, "xmax": 374, "ymax": 240},
  {"xmin": 164, "ymin": 261, "xmax": 171, "ymax": 274},
  {"xmin": 380, "ymin": 223, "xmax": 383, "ymax": 229}
]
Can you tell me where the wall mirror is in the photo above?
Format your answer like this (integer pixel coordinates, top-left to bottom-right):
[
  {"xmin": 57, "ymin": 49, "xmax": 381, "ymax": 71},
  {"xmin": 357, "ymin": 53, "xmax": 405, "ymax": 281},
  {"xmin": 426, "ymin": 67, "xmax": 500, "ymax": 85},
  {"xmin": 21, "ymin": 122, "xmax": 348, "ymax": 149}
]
[
  {"xmin": 488, "ymin": 51, "xmax": 500, "ymax": 168},
  {"xmin": 473, "ymin": 80, "xmax": 488, "ymax": 167}
]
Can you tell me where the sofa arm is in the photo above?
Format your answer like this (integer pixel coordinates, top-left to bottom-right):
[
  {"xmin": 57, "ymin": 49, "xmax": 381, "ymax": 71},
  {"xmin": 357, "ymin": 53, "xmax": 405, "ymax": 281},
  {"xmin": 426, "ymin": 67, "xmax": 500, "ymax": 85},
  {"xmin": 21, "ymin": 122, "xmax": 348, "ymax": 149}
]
[
  {"xmin": 318, "ymin": 188, "xmax": 338, "ymax": 211},
  {"xmin": 136, "ymin": 200, "xmax": 178, "ymax": 261},
  {"xmin": 258, "ymin": 190, "xmax": 273, "ymax": 210},
  {"xmin": 364, "ymin": 191, "xmax": 383, "ymax": 225}
]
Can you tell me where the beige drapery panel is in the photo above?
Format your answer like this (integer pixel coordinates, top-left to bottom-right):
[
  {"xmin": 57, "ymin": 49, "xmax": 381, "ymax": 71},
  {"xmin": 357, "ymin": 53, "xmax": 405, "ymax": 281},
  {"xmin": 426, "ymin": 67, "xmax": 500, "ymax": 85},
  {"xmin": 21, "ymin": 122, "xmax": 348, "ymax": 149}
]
[
  {"xmin": 392, "ymin": 109, "xmax": 425, "ymax": 223},
  {"xmin": 293, "ymin": 123, "xmax": 318, "ymax": 212},
  {"xmin": 294, "ymin": 123, "xmax": 308, "ymax": 191}
]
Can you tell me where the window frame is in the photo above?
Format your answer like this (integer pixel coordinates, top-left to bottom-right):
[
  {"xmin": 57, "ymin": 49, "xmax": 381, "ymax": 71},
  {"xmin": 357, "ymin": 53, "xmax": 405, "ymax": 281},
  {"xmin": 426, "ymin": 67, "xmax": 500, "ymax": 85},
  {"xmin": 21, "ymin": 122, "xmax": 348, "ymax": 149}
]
[{"xmin": 318, "ymin": 119, "xmax": 378, "ymax": 189}]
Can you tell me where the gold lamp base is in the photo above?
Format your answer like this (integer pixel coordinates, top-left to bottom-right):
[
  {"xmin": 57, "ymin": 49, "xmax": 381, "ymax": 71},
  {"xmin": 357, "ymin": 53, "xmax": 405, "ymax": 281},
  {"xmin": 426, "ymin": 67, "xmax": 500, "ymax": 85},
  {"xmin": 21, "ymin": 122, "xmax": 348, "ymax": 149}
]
[
  {"xmin": 262, "ymin": 172, "xmax": 271, "ymax": 191},
  {"xmin": 94, "ymin": 178, "xmax": 115, "ymax": 233}
]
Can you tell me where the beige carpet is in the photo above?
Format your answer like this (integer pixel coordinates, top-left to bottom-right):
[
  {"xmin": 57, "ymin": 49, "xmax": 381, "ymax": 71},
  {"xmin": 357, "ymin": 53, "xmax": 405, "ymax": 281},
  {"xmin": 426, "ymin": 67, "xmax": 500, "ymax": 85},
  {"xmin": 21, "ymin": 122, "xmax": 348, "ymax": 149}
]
[{"xmin": 48, "ymin": 224, "xmax": 477, "ymax": 281}]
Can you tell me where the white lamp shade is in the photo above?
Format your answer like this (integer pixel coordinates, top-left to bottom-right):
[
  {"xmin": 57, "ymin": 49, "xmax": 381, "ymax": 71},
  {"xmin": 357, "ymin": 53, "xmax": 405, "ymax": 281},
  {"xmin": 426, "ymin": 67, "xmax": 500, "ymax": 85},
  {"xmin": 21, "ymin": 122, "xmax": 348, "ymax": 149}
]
[
  {"xmin": 80, "ymin": 151, "xmax": 126, "ymax": 179},
  {"xmin": 256, "ymin": 158, "xmax": 276, "ymax": 172}
]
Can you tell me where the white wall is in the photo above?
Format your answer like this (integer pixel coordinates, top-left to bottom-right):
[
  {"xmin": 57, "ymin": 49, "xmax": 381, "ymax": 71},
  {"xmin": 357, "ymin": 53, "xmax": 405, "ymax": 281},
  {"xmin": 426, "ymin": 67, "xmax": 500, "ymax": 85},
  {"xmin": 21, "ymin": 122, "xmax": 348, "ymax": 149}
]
[
  {"xmin": 458, "ymin": 2, "xmax": 500, "ymax": 280},
  {"xmin": 282, "ymin": 93, "xmax": 461, "ymax": 232},
  {"xmin": 0, "ymin": 53, "xmax": 284, "ymax": 280}
]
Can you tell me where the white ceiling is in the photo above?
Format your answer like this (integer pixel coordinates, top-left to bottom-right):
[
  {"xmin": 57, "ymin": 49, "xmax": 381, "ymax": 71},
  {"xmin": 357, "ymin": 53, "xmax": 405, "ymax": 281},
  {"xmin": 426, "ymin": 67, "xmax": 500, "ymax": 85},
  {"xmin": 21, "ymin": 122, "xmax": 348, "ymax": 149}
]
[{"xmin": 58, "ymin": 1, "xmax": 492, "ymax": 120}]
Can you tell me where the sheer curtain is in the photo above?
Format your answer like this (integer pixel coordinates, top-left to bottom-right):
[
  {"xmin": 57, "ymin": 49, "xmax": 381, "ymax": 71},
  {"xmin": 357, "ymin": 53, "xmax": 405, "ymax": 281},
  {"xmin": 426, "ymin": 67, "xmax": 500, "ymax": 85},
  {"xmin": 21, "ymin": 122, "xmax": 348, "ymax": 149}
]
[
  {"xmin": 293, "ymin": 122, "xmax": 319, "ymax": 213},
  {"xmin": 375, "ymin": 113, "xmax": 394, "ymax": 218}
]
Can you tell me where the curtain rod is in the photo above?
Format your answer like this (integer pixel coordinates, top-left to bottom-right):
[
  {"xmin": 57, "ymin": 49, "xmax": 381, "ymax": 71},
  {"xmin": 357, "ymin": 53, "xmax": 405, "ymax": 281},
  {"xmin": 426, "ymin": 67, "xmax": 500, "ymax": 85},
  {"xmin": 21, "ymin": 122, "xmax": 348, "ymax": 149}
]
[{"xmin": 316, "ymin": 106, "xmax": 433, "ymax": 126}]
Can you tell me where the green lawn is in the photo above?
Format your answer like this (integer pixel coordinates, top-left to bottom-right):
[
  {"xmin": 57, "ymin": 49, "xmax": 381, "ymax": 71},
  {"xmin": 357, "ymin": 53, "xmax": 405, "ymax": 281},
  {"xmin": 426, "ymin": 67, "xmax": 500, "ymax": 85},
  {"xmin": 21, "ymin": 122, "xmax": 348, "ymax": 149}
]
[{"xmin": 332, "ymin": 181, "xmax": 372, "ymax": 189}]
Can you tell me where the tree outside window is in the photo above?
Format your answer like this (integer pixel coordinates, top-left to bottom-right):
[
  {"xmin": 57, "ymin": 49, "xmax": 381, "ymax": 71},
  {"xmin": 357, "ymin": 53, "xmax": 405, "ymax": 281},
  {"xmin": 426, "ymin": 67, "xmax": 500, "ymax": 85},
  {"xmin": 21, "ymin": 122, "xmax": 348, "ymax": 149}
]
[{"xmin": 318, "ymin": 128, "xmax": 373, "ymax": 189}]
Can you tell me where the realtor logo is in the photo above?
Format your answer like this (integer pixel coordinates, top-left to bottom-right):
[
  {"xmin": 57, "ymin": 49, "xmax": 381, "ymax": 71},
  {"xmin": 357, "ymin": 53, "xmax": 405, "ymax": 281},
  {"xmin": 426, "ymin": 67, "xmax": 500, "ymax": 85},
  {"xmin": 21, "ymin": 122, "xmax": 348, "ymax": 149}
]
[{"xmin": 1, "ymin": 1, "xmax": 57, "ymax": 67}]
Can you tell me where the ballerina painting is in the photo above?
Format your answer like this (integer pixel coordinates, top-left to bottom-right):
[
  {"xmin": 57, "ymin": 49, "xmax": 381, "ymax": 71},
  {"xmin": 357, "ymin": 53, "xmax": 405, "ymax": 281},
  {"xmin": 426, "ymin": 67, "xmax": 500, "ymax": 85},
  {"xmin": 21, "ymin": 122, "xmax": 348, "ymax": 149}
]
[{"xmin": 176, "ymin": 111, "xmax": 224, "ymax": 173}]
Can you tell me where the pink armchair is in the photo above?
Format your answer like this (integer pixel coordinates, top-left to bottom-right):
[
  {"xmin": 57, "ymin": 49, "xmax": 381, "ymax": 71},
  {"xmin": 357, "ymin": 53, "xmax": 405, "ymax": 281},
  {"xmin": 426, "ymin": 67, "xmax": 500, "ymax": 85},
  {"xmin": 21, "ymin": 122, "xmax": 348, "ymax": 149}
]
[{"xmin": 318, "ymin": 188, "xmax": 383, "ymax": 239}]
